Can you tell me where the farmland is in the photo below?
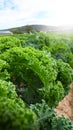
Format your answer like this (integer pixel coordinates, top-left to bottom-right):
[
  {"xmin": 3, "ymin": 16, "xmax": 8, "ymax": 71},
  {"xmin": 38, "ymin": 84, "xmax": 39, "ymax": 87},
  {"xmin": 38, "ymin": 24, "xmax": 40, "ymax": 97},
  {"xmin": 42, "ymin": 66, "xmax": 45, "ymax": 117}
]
[{"xmin": 0, "ymin": 32, "xmax": 73, "ymax": 130}]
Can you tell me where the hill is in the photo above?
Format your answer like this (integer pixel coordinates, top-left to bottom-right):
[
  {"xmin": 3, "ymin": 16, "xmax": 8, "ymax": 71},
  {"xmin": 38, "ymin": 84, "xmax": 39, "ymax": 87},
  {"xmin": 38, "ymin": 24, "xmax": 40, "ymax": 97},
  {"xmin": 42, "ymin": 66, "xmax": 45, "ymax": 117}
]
[
  {"xmin": 7, "ymin": 25, "xmax": 58, "ymax": 34},
  {"xmin": 1, "ymin": 24, "xmax": 73, "ymax": 34}
]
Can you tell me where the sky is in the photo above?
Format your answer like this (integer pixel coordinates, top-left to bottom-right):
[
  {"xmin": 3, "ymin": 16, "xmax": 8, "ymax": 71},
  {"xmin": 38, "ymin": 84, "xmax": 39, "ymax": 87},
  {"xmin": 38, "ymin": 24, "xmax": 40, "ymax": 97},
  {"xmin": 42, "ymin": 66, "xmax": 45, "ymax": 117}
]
[{"xmin": 0, "ymin": 0, "xmax": 73, "ymax": 29}]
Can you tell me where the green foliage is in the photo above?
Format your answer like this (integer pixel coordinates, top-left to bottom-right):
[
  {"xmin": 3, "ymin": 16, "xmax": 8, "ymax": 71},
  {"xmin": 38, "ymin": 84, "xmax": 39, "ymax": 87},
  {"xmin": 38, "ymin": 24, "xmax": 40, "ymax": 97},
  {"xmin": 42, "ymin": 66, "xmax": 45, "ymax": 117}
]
[
  {"xmin": 0, "ymin": 36, "xmax": 21, "ymax": 53},
  {"xmin": 0, "ymin": 46, "xmax": 62, "ymax": 107},
  {"xmin": 65, "ymin": 52, "xmax": 73, "ymax": 68},
  {"xmin": 30, "ymin": 100, "xmax": 57, "ymax": 130},
  {"xmin": 52, "ymin": 116, "xmax": 73, "ymax": 130},
  {"xmin": 57, "ymin": 59, "xmax": 73, "ymax": 95},
  {"xmin": 0, "ymin": 79, "xmax": 38, "ymax": 130},
  {"xmin": 0, "ymin": 46, "xmax": 58, "ymax": 84},
  {"xmin": 39, "ymin": 81, "xmax": 64, "ymax": 107},
  {"xmin": 0, "ymin": 46, "xmax": 73, "ymax": 107},
  {"xmin": 0, "ymin": 97, "xmax": 38, "ymax": 130},
  {"xmin": 48, "ymin": 42, "xmax": 73, "ymax": 68},
  {"xmin": 0, "ymin": 34, "xmax": 73, "ymax": 129},
  {"xmin": 0, "ymin": 59, "xmax": 10, "ymax": 80},
  {"xmin": 0, "ymin": 80, "xmax": 17, "ymax": 99},
  {"xmin": 30, "ymin": 100, "xmax": 73, "ymax": 130},
  {"xmin": 21, "ymin": 33, "xmax": 50, "ymax": 49}
]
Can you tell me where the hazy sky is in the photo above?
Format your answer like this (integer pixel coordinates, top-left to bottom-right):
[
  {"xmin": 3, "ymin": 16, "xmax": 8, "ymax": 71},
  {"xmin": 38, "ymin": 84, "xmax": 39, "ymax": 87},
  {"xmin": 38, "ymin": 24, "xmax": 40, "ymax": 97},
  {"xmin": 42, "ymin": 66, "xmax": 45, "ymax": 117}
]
[{"xmin": 0, "ymin": 0, "xmax": 73, "ymax": 29}]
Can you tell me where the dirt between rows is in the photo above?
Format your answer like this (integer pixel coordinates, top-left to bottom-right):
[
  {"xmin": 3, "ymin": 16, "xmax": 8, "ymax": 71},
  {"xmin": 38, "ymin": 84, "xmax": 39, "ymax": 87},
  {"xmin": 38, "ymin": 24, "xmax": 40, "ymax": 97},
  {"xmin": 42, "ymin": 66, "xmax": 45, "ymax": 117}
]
[{"xmin": 55, "ymin": 83, "xmax": 73, "ymax": 122}]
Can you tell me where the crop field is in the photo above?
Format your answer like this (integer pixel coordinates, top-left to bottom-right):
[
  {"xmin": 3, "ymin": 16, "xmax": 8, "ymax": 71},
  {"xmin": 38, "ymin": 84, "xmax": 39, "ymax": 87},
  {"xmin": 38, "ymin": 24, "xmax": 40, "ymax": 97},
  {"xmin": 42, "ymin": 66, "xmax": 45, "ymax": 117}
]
[{"xmin": 0, "ymin": 32, "xmax": 73, "ymax": 130}]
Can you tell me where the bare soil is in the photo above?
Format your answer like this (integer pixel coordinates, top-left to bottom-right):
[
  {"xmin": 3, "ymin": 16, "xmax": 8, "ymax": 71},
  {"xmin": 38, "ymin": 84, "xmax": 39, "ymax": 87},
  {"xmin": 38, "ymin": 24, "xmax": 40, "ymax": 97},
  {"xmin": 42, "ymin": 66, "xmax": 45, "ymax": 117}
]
[{"xmin": 55, "ymin": 83, "xmax": 73, "ymax": 122}]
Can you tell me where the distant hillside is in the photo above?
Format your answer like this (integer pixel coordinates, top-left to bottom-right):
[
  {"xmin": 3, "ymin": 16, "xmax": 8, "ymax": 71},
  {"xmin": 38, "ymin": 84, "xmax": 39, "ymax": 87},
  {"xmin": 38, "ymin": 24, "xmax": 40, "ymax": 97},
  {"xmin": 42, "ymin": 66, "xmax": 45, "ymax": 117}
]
[
  {"xmin": 7, "ymin": 25, "xmax": 58, "ymax": 34},
  {"xmin": 1, "ymin": 24, "xmax": 73, "ymax": 34}
]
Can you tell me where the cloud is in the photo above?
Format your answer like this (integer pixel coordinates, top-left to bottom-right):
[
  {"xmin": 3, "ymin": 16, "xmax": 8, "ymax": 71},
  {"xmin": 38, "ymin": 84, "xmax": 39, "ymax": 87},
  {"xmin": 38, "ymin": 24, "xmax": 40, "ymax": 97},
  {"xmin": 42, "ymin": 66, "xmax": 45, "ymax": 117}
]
[{"xmin": 0, "ymin": 0, "xmax": 73, "ymax": 29}]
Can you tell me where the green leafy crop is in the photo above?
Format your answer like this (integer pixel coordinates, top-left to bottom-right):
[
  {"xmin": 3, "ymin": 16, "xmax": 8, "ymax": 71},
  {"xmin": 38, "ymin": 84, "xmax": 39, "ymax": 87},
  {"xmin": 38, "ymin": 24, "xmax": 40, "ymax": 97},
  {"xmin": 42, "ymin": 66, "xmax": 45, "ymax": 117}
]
[
  {"xmin": 0, "ymin": 46, "xmax": 72, "ymax": 107},
  {"xmin": 0, "ymin": 97, "xmax": 38, "ymax": 130},
  {"xmin": 48, "ymin": 42, "xmax": 73, "ymax": 68},
  {"xmin": 57, "ymin": 59, "xmax": 73, "ymax": 95},
  {"xmin": 0, "ymin": 34, "xmax": 73, "ymax": 130},
  {"xmin": 0, "ymin": 36, "xmax": 21, "ymax": 54},
  {"xmin": 30, "ymin": 100, "xmax": 73, "ymax": 130}
]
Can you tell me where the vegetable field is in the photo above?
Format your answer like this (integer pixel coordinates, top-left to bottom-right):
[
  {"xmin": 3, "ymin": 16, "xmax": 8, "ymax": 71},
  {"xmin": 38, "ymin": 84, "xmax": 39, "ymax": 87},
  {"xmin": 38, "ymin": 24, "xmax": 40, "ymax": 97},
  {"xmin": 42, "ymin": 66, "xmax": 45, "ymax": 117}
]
[{"xmin": 0, "ymin": 32, "xmax": 73, "ymax": 130}]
